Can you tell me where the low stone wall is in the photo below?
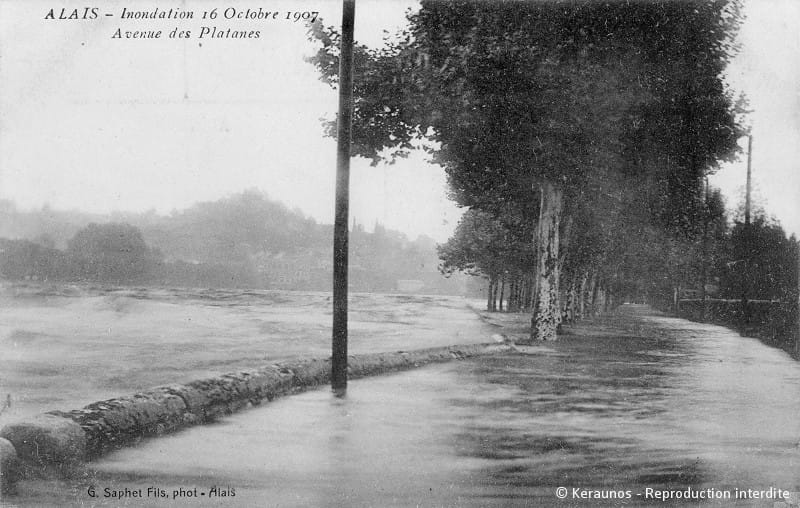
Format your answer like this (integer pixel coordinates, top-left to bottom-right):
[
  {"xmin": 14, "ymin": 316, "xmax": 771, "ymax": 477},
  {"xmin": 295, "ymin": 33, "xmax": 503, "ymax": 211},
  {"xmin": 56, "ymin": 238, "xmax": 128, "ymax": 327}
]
[{"xmin": 0, "ymin": 343, "xmax": 511, "ymax": 493}]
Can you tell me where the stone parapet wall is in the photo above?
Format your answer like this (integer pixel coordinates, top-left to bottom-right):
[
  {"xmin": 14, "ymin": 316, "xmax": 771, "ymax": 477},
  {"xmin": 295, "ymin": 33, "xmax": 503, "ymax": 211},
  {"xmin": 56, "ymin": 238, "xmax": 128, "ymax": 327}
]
[{"xmin": 0, "ymin": 343, "xmax": 511, "ymax": 493}]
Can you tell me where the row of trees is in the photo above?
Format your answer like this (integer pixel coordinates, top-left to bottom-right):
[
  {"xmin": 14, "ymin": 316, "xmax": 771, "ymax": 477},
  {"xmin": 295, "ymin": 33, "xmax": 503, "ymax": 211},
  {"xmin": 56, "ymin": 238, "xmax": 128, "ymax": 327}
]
[
  {"xmin": 308, "ymin": 0, "xmax": 746, "ymax": 340},
  {"xmin": 0, "ymin": 223, "xmax": 156, "ymax": 284},
  {"xmin": 439, "ymin": 189, "xmax": 798, "ymax": 311},
  {"xmin": 0, "ymin": 192, "xmax": 466, "ymax": 292},
  {"xmin": 0, "ymin": 223, "xmax": 258, "ymax": 287},
  {"xmin": 437, "ymin": 209, "xmax": 534, "ymax": 312}
]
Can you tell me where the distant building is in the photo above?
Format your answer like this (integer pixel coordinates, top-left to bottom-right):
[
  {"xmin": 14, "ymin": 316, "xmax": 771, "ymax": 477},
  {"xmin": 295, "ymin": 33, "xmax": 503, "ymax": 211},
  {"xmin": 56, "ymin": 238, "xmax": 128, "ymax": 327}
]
[
  {"xmin": 253, "ymin": 251, "xmax": 325, "ymax": 288},
  {"xmin": 397, "ymin": 279, "xmax": 425, "ymax": 293}
]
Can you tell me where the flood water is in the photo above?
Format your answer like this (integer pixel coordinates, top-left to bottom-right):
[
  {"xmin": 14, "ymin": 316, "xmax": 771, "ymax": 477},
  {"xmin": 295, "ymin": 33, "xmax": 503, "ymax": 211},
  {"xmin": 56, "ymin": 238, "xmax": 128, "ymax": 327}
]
[
  {"xmin": 7, "ymin": 306, "xmax": 800, "ymax": 507},
  {"xmin": 0, "ymin": 284, "xmax": 495, "ymax": 422}
]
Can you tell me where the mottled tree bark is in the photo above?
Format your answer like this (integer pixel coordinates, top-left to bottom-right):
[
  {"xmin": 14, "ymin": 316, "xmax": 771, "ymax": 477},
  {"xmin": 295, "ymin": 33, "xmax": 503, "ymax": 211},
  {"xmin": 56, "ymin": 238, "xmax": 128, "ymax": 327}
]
[
  {"xmin": 596, "ymin": 285, "xmax": 606, "ymax": 315},
  {"xmin": 578, "ymin": 270, "xmax": 588, "ymax": 319},
  {"xmin": 510, "ymin": 278, "xmax": 520, "ymax": 312},
  {"xmin": 499, "ymin": 274, "xmax": 505, "ymax": 312},
  {"xmin": 530, "ymin": 181, "xmax": 563, "ymax": 341},
  {"xmin": 524, "ymin": 275, "xmax": 534, "ymax": 310},
  {"xmin": 562, "ymin": 276, "xmax": 577, "ymax": 324},
  {"xmin": 486, "ymin": 277, "xmax": 494, "ymax": 312},
  {"xmin": 491, "ymin": 276, "xmax": 499, "ymax": 312}
]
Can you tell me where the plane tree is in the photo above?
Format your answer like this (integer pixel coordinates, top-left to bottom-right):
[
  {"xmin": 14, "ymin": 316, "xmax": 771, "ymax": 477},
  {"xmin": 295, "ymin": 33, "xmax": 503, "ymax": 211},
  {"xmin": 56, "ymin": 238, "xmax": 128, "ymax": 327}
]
[
  {"xmin": 307, "ymin": 0, "xmax": 742, "ymax": 340},
  {"xmin": 438, "ymin": 208, "xmax": 534, "ymax": 312}
]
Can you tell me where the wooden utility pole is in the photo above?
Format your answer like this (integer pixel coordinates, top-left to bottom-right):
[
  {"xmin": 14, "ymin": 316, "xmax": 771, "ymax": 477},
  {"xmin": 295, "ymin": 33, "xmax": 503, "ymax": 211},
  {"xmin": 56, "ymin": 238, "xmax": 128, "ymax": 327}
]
[
  {"xmin": 745, "ymin": 134, "xmax": 752, "ymax": 226},
  {"xmin": 701, "ymin": 175, "xmax": 709, "ymax": 320},
  {"xmin": 796, "ymin": 248, "xmax": 799, "ymax": 355},
  {"xmin": 741, "ymin": 134, "xmax": 753, "ymax": 330},
  {"xmin": 332, "ymin": 0, "xmax": 355, "ymax": 393}
]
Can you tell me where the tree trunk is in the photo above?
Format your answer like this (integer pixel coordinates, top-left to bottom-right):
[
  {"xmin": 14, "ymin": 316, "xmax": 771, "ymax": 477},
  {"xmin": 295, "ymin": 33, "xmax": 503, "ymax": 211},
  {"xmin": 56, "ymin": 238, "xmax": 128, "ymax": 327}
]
[
  {"xmin": 530, "ymin": 181, "xmax": 563, "ymax": 341},
  {"xmin": 486, "ymin": 277, "xmax": 494, "ymax": 312},
  {"xmin": 578, "ymin": 270, "xmax": 588, "ymax": 319},
  {"xmin": 491, "ymin": 277, "xmax": 499, "ymax": 312},
  {"xmin": 596, "ymin": 286, "xmax": 606, "ymax": 315},
  {"xmin": 520, "ymin": 275, "xmax": 528, "ymax": 311},
  {"xmin": 572, "ymin": 274, "xmax": 580, "ymax": 321},
  {"xmin": 508, "ymin": 278, "xmax": 516, "ymax": 312},
  {"xmin": 513, "ymin": 279, "xmax": 519, "ymax": 312},
  {"xmin": 524, "ymin": 274, "xmax": 534, "ymax": 310},
  {"xmin": 562, "ymin": 276, "xmax": 576, "ymax": 324},
  {"xmin": 499, "ymin": 274, "xmax": 505, "ymax": 312}
]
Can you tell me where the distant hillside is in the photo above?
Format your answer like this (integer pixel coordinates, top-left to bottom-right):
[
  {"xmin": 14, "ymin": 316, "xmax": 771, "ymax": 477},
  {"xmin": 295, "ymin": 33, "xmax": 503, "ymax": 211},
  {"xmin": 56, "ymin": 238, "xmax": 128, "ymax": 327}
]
[
  {"xmin": 116, "ymin": 190, "xmax": 329, "ymax": 264},
  {"xmin": 0, "ymin": 200, "xmax": 104, "ymax": 249},
  {"xmin": 0, "ymin": 192, "xmax": 469, "ymax": 294}
]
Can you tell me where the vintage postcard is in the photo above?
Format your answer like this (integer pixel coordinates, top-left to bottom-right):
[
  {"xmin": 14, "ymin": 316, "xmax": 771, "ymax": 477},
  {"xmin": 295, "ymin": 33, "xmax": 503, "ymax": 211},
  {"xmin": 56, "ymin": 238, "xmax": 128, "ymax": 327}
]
[{"xmin": 1, "ymin": 1, "xmax": 798, "ymax": 506}]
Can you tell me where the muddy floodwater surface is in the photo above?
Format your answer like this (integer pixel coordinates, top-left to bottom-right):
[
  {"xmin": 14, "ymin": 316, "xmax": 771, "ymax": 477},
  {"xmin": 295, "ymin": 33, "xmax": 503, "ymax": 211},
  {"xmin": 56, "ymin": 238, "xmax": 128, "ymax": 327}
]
[
  {"xmin": 0, "ymin": 284, "xmax": 494, "ymax": 423},
  {"xmin": 3, "ymin": 293, "xmax": 799, "ymax": 507}
]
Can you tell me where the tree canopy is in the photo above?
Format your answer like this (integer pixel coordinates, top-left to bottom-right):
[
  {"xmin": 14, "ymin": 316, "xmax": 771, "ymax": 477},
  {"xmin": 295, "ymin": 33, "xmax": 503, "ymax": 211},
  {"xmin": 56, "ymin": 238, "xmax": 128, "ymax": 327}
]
[{"xmin": 308, "ymin": 0, "xmax": 744, "ymax": 339}]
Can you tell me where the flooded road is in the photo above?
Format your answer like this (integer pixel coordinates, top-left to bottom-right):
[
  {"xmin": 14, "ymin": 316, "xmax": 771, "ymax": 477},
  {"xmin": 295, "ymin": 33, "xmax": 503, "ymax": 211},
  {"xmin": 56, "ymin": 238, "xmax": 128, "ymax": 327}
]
[{"xmin": 8, "ymin": 306, "xmax": 800, "ymax": 507}]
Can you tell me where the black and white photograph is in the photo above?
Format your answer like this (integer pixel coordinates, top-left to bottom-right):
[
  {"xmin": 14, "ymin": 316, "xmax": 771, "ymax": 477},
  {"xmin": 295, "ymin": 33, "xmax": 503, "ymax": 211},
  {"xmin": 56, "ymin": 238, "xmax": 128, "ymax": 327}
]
[{"xmin": 0, "ymin": 0, "xmax": 798, "ymax": 506}]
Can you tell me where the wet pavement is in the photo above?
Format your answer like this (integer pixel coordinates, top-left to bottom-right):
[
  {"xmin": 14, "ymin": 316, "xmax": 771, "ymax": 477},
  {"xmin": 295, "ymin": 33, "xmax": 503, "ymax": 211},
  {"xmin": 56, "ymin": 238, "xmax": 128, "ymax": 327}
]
[{"xmin": 5, "ymin": 306, "xmax": 800, "ymax": 507}]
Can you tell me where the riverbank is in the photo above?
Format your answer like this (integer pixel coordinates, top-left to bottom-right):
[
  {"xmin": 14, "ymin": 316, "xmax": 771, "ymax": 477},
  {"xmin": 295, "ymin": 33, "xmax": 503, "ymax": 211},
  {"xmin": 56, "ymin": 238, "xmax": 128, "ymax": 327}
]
[
  {"xmin": 1, "ymin": 343, "xmax": 513, "ymax": 495},
  {"xmin": 0, "ymin": 288, "xmax": 494, "ymax": 423},
  {"xmin": 6, "ymin": 305, "xmax": 798, "ymax": 507}
]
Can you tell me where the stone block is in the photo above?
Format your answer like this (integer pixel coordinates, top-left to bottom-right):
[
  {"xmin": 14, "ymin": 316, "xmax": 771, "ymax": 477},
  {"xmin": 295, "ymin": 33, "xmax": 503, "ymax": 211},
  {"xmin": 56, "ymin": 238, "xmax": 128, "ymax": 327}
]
[
  {"xmin": 0, "ymin": 437, "xmax": 20, "ymax": 495},
  {"xmin": 0, "ymin": 414, "xmax": 86, "ymax": 466}
]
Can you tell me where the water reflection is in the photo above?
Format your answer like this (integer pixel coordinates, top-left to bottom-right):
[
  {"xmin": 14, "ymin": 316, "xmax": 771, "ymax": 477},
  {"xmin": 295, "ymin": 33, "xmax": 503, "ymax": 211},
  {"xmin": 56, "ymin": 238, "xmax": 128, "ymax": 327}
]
[
  {"xmin": 10, "ymin": 307, "xmax": 800, "ymax": 507},
  {"xmin": 451, "ymin": 309, "xmax": 800, "ymax": 506}
]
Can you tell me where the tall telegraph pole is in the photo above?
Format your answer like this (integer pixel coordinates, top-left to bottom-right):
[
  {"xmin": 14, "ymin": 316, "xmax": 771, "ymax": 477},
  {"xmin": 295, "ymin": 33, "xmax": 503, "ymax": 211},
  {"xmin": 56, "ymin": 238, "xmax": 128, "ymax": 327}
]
[
  {"xmin": 332, "ymin": 0, "xmax": 355, "ymax": 393},
  {"xmin": 701, "ymin": 175, "xmax": 709, "ymax": 320},
  {"xmin": 745, "ymin": 134, "xmax": 752, "ymax": 226},
  {"xmin": 741, "ymin": 134, "xmax": 753, "ymax": 330}
]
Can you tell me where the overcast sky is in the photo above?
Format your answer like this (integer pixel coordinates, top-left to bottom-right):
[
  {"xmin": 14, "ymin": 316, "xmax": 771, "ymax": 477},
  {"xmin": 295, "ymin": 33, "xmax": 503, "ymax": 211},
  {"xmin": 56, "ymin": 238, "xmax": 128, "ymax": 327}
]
[
  {"xmin": 0, "ymin": 0, "xmax": 798, "ymax": 241},
  {"xmin": 710, "ymin": 0, "xmax": 800, "ymax": 236}
]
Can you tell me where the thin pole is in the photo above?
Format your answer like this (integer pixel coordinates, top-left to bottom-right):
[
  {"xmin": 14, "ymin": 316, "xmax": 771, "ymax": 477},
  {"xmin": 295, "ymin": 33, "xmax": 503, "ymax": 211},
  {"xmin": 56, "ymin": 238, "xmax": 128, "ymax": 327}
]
[
  {"xmin": 741, "ymin": 134, "xmax": 753, "ymax": 330},
  {"xmin": 701, "ymin": 175, "xmax": 709, "ymax": 320},
  {"xmin": 796, "ymin": 248, "xmax": 799, "ymax": 355},
  {"xmin": 332, "ymin": 0, "xmax": 355, "ymax": 393},
  {"xmin": 745, "ymin": 134, "xmax": 752, "ymax": 226}
]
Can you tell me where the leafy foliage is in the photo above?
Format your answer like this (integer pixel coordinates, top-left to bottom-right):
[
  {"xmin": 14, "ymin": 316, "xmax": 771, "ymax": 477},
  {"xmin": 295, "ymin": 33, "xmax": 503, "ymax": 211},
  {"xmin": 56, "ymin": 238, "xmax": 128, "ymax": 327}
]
[
  {"xmin": 0, "ymin": 238, "xmax": 67, "ymax": 281},
  {"xmin": 308, "ymin": 0, "xmax": 744, "ymax": 330},
  {"xmin": 723, "ymin": 218, "xmax": 799, "ymax": 302},
  {"xmin": 0, "ymin": 193, "xmax": 465, "ymax": 293},
  {"xmin": 438, "ymin": 209, "xmax": 533, "ymax": 279},
  {"xmin": 66, "ymin": 223, "xmax": 158, "ymax": 283}
]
